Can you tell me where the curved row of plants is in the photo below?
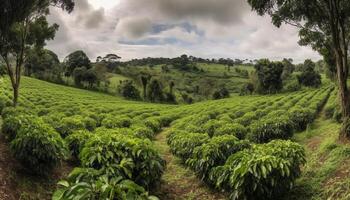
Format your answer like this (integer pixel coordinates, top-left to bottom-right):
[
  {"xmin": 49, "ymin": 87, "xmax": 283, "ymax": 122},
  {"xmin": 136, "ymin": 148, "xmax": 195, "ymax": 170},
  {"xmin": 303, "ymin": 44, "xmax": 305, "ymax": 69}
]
[
  {"xmin": 167, "ymin": 86, "xmax": 333, "ymax": 199},
  {"xmin": 0, "ymin": 77, "xmax": 182, "ymax": 199}
]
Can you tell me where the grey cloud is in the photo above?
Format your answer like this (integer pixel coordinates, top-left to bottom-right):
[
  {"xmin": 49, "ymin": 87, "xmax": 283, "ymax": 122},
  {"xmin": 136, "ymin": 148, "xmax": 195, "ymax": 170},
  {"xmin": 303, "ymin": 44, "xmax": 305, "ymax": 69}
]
[
  {"xmin": 116, "ymin": 17, "xmax": 152, "ymax": 39},
  {"xmin": 74, "ymin": 0, "xmax": 106, "ymax": 29}
]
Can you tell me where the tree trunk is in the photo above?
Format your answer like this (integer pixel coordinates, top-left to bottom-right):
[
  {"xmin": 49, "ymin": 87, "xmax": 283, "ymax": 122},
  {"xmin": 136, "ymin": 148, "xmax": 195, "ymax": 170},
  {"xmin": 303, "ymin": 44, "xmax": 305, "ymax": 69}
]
[
  {"xmin": 335, "ymin": 50, "xmax": 350, "ymax": 138},
  {"xmin": 143, "ymin": 84, "xmax": 147, "ymax": 100},
  {"xmin": 13, "ymin": 84, "xmax": 19, "ymax": 107}
]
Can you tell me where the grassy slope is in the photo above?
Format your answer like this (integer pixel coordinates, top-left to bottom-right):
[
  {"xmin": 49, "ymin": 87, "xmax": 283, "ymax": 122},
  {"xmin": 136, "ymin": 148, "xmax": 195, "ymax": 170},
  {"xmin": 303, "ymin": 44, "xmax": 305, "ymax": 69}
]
[
  {"xmin": 118, "ymin": 63, "xmax": 251, "ymax": 96},
  {"xmin": 286, "ymin": 116, "xmax": 350, "ymax": 200}
]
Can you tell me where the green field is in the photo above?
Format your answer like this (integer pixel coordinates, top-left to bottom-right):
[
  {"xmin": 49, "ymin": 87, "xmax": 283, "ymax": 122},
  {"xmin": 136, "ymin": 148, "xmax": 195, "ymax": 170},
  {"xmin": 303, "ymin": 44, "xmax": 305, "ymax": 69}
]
[{"xmin": 0, "ymin": 77, "xmax": 348, "ymax": 200}]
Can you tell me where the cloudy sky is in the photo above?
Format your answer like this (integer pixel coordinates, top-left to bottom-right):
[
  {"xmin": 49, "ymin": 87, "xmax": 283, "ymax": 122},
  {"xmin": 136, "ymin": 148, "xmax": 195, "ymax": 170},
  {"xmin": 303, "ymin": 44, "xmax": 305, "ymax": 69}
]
[{"xmin": 47, "ymin": 0, "xmax": 321, "ymax": 62}]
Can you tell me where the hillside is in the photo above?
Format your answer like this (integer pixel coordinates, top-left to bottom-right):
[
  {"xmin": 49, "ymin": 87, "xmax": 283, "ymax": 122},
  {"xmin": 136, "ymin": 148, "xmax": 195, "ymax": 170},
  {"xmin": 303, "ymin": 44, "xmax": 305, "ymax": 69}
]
[{"xmin": 0, "ymin": 77, "xmax": 348, "ymax": 200}]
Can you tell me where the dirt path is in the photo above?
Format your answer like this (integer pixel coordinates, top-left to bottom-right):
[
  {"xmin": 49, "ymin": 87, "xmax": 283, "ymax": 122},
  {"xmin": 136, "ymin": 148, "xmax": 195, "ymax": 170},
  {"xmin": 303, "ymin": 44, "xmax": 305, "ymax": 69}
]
[{"xmin": 153, "ymin": 129, "xmax": 227, "ymax": 200}]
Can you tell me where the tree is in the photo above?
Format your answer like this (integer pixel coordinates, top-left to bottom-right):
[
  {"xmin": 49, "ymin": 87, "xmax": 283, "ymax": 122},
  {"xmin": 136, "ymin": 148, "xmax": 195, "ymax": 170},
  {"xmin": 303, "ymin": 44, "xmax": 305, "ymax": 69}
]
[
  {"xmin": 64, "ymin": 50, "xmax": 91, "ymax": 76},
  {"xmin": 169, "ymin": 81, "xmax": 175, "ymax": 95},
  {"xmin": 24, "ymin": 49, "xmax": 61, "ymax": 79},
  {"xmin": 147, "ymin": 79, "xmax": 163, "ymax": 102},
  {"xmin": 254, "ymin": 59, "xmax": 284, "ymax": 94},
  {"xmin": 73, "ymin": 67, "xmax": 86, "ymax": 87},
  {"xmin": 247, "ymin": 0, "xmax": 350, "ymax": 138},
  {"xmin": 298, "ymin": 59, "xmax": 322, "ymax": 87},
  {"xmin": 281, "ymin": 58, "xmax": 295, "ymax": 79},
  {"xmin": 140, "ymin": 74, "xmax": 151, "ymax": 100},
  {"xmin": 0, "ymin": 0, "xmax": 74, "ymax": 106},
  {"xmin": 212, "ymin": 86, "xmax": 230, "ymax": 100},
  {"xmin": 117, "ymin": 80, "xmax": 141, "ymax": 100}
]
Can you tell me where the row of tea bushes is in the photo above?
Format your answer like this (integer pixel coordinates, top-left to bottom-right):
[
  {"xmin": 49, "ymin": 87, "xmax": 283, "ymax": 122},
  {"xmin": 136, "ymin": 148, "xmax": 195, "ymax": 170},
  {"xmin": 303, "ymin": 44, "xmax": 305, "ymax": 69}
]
[{"xmin": 166, "ymin": 86, "xmax": 332, "ymax": 199}]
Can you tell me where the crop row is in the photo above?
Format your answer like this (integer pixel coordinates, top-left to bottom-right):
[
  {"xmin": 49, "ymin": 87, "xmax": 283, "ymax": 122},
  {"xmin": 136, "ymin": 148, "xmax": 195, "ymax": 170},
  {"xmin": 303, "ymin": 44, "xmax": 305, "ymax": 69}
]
[
  {"xmin": 167, "ymin": 86, "xmax": 333, "ymax": 199},
  {"xmin": 0, "ymin": 77, "xmax": 182, "ymax": 199}
]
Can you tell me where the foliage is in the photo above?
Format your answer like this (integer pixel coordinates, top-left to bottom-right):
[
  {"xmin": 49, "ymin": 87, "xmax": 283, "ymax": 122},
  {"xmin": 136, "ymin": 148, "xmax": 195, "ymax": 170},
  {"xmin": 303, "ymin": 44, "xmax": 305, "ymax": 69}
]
[
  {"xmin": 214, "ymin": 123, "xmax": 247, "ymax": 139},
  {"xmin": 10, "ymin": 117, "xmax": 67, "ymax": 175},
  {"xmin": 297, "ymin": 59, "xmax": 322, "ymax": 88},
  {"xmin": 80, "ymin": 132, "xmax": 165, "ymax": 188},
  {"xmin": 53, "ymin": 168, "xmax": 158, "ymax": 200},
  {"xmin": 212, "ymin": 86, "xmax": 230, "ymax": 100},
  {"xmin": 65, "ymin": 130, "xmax": 92, "ymax": 159},
  {"xmin": 254, "ymin": 59, "xmax": 284, "ymax": 94},
  {"xmin": 117, "ymin": 80, "xmax": 141, "ymax": 100},
  {"xmin": 64, "ymin": 50, "xmax": 91, "ymax": 76},
  {"xmin": 248, "ymin": 115, "xmax": 294, "ymax": 143},
  {"xmin": 210, "ymin": 140, "xmax": 306, "ymax": 200},
  {"xmin": 186, "ymin": 135, "xmax": 251, "ymax": 182}
]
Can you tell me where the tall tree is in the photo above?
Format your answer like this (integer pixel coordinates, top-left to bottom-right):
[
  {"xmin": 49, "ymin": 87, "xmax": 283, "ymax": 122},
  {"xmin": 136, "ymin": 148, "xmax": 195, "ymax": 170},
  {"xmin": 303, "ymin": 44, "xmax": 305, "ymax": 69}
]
[
  {"xmin": 247, "ymin": 0, "xmax": 350, "ymax": 138},
  {"xmin": 64, "ymin": 50, "xmax": 91, "ymax": 76},
  {"xmin": 140, "ymin": 74, "xmax": 151, "ymax": 100},
  {"xmin": 0, "ymin": 0, "xmax": 74, "ymax": 106}
]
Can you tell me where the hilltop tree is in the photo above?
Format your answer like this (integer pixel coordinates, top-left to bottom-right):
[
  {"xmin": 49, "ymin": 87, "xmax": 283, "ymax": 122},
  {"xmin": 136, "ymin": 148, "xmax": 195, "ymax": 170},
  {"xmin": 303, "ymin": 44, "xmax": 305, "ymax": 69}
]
[
  {"xmin": 298, "ymin": 59, "xmax": 322, "ymax": 87},
  {"xmin": 0, "ymin": 0, "xmax": 74, "ymax": 106},
  {"xmin": 64, "ymin": 50, "xmax": 91, "ymax": 76},
  {"xmin": 247, "ymin": 0, "xmax": 350, "ymax": 138},
  {"xmin": 254, "ymin": 59, "xmax": 284, "ymax": 94}
]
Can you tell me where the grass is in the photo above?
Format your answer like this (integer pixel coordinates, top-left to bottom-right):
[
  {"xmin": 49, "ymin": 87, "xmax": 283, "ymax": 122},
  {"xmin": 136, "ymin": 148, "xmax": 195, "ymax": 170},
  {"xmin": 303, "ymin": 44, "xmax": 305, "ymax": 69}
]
[
  {"xmin": 287, "ymin": 117, "xmax": 350, "ymax": 200},
  {"xmin": 153, "ymin": 129, "xmax": 226, "ymax": 200}
]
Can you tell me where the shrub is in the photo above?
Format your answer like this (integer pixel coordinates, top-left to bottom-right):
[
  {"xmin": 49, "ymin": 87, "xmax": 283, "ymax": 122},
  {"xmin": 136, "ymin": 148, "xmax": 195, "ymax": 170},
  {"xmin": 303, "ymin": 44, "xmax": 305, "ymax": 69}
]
[
  {"xmin": 210, "ymin": 140, "xmax": 306, "ymax": 200},
  {"xmin": 101, "ymin": 115, "xmax": 132, "ymax": 129},
  {"xmin": 203, "ymin": 119, "xmax": 224, "ymax": 137},
  {"xmin": 248, "ymin": 115, "xmax": 294, "ymax": 143},
  {"xmin": 0, "ymin": 95, "xmax": 11, "ymax": 113},
  {"xmin": 56, "ymin": 116, "xmax": 86, "ymax": 137},
  {"xmin": 83, "ymin": 117, "xmax": 97, "ymax": 131},
  {"xmin": 167, "ymin": 131, "xmax": 210, "ymax": 161},
  {"xmin": 132, "ymin": 126, "xmax": 155, "ymax": 140},
  {"xmin": 214, "ymin": 123, "xmax": 248, "ymax": 139},
  {"xmin": 80, "ymin": 132, "xmax": 165, "ymax": 188},
  {"xmin": 65, "ymin": 130, "xmax": 93, "ymax": 159},
  {"xmin": 186, "ymin": 135, "xmax": 251, "ymax": 182},
  {"xmin": 10, "ymin": 118, "xmax": 67, "ymax": 175},
  {"xmin": 2, "ymin": 114, "xmax": 32, "ymax": 141},
  {"xmin": 144, "ymin": 118, "xmax": 161, "ymax": 133},
  {"xmin": 289, "ymin": 107, "xmax": 314, "ymax": 132},
  {"xmin": 53, "ymin": 168, "xmax": 157, "ymax": 200}
]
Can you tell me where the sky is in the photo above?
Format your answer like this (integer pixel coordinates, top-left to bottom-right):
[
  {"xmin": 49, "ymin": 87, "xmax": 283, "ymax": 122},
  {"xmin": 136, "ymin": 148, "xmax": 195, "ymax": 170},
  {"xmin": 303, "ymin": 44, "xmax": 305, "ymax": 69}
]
[{"xmin": 47, "ymin": 0, "xmax": 321, "ymax": 62}]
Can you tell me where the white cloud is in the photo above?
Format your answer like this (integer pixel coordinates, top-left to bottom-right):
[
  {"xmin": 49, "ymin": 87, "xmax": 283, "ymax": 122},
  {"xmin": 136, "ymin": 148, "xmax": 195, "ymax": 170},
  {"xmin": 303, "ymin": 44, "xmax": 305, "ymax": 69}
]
[{"xmin": 46, "ymin": 0, "xmax": 321, "ymax": 62}]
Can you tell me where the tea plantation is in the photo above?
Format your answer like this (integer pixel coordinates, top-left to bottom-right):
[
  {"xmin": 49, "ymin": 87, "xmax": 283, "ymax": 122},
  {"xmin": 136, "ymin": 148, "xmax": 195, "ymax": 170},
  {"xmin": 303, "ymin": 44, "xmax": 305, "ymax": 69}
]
[{"xmin": 0, "ymin": 77, "xmax": 335, "ymax": 199}]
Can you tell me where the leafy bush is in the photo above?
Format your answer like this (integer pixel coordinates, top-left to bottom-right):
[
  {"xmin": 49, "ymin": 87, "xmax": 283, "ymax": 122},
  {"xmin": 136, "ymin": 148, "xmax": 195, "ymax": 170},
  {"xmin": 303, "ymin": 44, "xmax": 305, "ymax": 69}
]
[
  {"xmin": 2, "ymin": 114, "xmax": 32, "ymax": 141},
  {"xmin": 248, "ymin": 115, "xmax": 294, "ymax": 143},
  {"xmin": 132, "ymin": 126, "xmax": 155, "ymax": 140},
  {"xmin": 0, "ymin": 95, "xmax": 11, "ymax": 113},
  {"xmin": 53, "ymin": 168, "xmax": 158, "ymax": 200},
  {"xmin": 83, "ymin": 117, "xmax": 97, "ymax": 131},
  {"xmin": 80, "ymin": 132, "xmax": 165, "ymax": 188},
  {"xmin": 144, "ymin": 118, "xmax": 161, "ymax": 133},
  {"xmin": 289, "ymin": 107, "xmax": 314, "ymax": 131},
  {"xmin": 101, "ymin": 115, "xmax": 132, "ymax": 129},
  {"xmin": 213, "ymin": 123, "xmax": 247, "ymax": 139},
  {"xmin": 210, "ymin": 140, "xmax": 306, "ymax": 200},
  {"xmin": 167, "ymin": 130, "xmax": 210, "ymax": 161},
  {"xmin": 56, "ymin": 115, "xmax": 86, "ymax": 137},
  {"xmin": 186, "ymin": 135, "xmax": 251, "ymax": 181},
  {"xmin": 65, "ymin": 130, "xmax": 93, "ymax": 159},
  {"xmin": 10, "ymin": 118, "xmax": 67, "ymax": 175},
  {"xmin": 203, "ymin": 119, "xmax": 224, "ymax": 137}
]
